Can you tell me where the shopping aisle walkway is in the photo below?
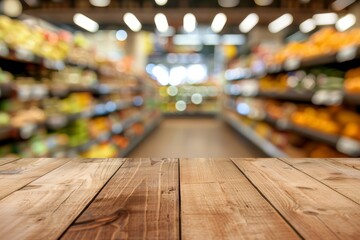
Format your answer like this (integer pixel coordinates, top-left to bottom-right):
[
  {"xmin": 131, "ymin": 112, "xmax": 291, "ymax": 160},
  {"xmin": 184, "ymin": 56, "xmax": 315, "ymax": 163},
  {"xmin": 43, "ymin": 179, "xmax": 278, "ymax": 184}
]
[{"xmin": 128, "ymin": 117, "xmax": 265, "ymax": 158}]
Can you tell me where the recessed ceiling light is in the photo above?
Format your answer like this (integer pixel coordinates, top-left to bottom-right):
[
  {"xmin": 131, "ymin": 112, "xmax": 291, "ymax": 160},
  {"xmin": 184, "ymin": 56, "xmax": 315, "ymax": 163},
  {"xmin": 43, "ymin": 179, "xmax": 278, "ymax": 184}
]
[
  {"xmin": 332, "ymin": 0, "xmax": 356, "ymax": 11},
  {"xmin": 336, "ymin": 14, "xmax": 356, "ymax": 32},
  {"xmin": 73, "ymin": 13, "xmax": 99, "ymax": 32},
  {"xmin": 154, "ymin": 13, "xmax": 169, "ymax": 33},
  {"xmin": 123, "ymin": 13, "xmax": 142, "ymax": 32},
  {"xmin": 89, "ymin": 0, "xmax": 110, "ymax": 7},
  {"xmin": 268, "ymin": 14, "xmax": 293, "ymax": 33},
  {"xmin": 254, "ymin": 0, "xmax": 273, "ymax": 6},
  {"xmin": 313, "ymin": 13, "xmax": 338, "ymax": 25},
  {"xmin": 211, "ymin": 13, "xmax": 227, "ymax": 33},
  {"xmin": 155, "ymin": 0, "xmax": 167, "ymax": 6},
  {"xmin": 183, "ymin": 13, "xmax": 197, "ymax": 33},
  {"xmin": 299, "ymin": 18, "xmax": 316, "ymax": 33},
  {"xmin": 239, "ymin": 13, "xmax": 259, "ymax": 33},
  {"xmin": 2, "ymin": 0, "xmax": 23, "ymax": 17},
  {"xmin": 218, "ymin": 0, "xmax": 240, "ymax": 8}
]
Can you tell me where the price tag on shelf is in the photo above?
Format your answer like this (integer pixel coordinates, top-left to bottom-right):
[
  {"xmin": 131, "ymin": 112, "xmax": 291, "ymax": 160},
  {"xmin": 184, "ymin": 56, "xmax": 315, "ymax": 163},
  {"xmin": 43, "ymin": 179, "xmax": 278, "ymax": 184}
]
[
  {"xmin": 267, "ymin": 64, "xmax": 282, "ymax": 73},
  {"xmin": 337, "ymin": 46, "xmax": 358, "ymax": 62},
  {"xmin": 284, "ymin": 58, "xmax": 301, "ymax": 71},
  {"xmin": 336, "ymin": 137, "xmax": 360, "ymax": 156},
  {"xmin": 312, "ymin": 90, "xmax": 344, "ymax": 106},
  {"xmin": 44, "ymin": 59, "xmax": 65, "ymax": 70},
  {"xmin": 0, "ymin": 42, "xmax": 9, "ymax": 57}
]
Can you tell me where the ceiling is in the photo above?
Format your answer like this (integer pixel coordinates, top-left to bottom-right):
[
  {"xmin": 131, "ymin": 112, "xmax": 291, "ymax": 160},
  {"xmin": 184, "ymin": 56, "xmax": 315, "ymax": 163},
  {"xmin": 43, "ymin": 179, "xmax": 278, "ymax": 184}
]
[{"xmin": 21, "ymin": 0, "xmax": 352, "ymax": 31}]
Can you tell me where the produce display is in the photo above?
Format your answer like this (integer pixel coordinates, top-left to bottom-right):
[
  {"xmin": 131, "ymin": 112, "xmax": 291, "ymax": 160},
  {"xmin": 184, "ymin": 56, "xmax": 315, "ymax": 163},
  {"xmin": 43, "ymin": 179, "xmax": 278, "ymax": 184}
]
[{"xmin": 268, "ymin": 27, "xmax": 360, "ymax": 65}]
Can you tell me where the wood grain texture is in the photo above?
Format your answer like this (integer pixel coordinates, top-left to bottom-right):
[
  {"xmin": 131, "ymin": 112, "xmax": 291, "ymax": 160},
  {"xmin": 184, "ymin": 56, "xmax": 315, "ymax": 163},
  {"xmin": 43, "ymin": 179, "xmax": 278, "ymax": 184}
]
[
  {"xmin": 0, "ymin": 158, "xmax": 124, "ymax": 240},
  {"xmin": 61, "ymin": 158, "xmax": 179, "ymax": 240},
  {"xmin": 180, "ymin": 158, "xmax": 299, "ymax": 240},
  {"xmin": 232, "ymin": 158, "xmax": 360, "ymax": 240},
  {"xmin": 328, "ymin": 158, "xmax": 360, "ymax": 171},
  {"xmin": 280, "ymin": 158, "xmax": 360, "ymax": 205},
  {"xmin": 0, "ymin": 158, "xmax": 18, "ymax": 166},
  {"xmin": 0, "ymin": 158, "xmax": 70, "ymax": 200}
]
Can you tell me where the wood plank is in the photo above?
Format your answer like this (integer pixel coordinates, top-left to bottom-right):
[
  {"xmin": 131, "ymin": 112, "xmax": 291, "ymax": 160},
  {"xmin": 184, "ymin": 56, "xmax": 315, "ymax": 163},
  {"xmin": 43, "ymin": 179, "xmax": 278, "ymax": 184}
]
[
  {"xmin": 0, "ymin": 158, "xmax": 18, "ymax": 166},
  {"xmin": 280, "ymin": 158, "xmax": 360, "ymax": 205},
  {"xmin": 327, "ymin": 158, "xmax": 360, "ymax": 171},
  {"xmin": 232, "ymin": 158, "xmax": 360, "ymax": 239},
  {"xmin": 61, "ymin": 158, "xmax": 179, "ymax": 240},
  {"xmin": 180, "ymin": 158, "xmax": 299, "ymax": 240},
  {"xmin": 0, "ymin": 158, "xmax": 124, "ymax": 240},
  {"xmin": 0, "ymin": 158, "xmax": 71, "ymax": 200}
]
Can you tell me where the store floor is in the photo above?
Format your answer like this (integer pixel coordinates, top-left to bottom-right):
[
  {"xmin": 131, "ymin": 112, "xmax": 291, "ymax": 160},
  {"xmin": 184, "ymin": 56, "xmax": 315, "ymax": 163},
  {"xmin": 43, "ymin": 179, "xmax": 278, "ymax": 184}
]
[{"xmin": 128, "ymin": 117, "xmax": 265, "ymax": 158}]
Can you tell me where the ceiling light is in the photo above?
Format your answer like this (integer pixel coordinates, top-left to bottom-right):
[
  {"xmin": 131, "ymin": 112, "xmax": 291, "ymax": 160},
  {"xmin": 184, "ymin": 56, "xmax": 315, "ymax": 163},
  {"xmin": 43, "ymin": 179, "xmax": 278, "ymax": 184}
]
[
  {"xmin": 336, "ymin": 14, "xmax": 356, "ymax": 32},
  {"xmin": 254, "ymin": 0, "xmax": 273, "ymax": 6},
  {"xmin": 1, "ymin": 0, "xmax": 23, "ymax": 17},
  {"xmin": 332, "ymin": 0, "xmax": 356, "ymax": 11},
  {"xmin": 154, "ymin": 13, "xmax": 169, "ymax": 33},
  {"xmin": 300, "ymin": 0, "xmax": 311, "ymax": 3},
  {"xmin": 313, "ymin": 13, "xmax": 338, "ymax": 25},
  {"xmin": 89, "ymin": 0, "xmax": 110, "ymax": 7},
  {"xmin": 211, "ymin": 13, "xmax": 227, "ymax": 33},
  {"xmin": 299, "ymin": 18, "xmax": 316, "ymax": 33},
  {"xmin": 116, "ymin": 30, "xmax": 127, "ymax": 41},
  {"xmin": 218, "ymin": 0, "xmax": 240, "ymax": 7},
  {"xmin": 268, "ymin": 14, "xmax": 293, "ymax": 33},
  {"xmin": 183, "ymin": 13, "xmax": 197, "ymax": 33},
  {"xmin": 123, "ymin": 13, "xmax": 142, "ymax": 32},
  {"xmin": 73, "ymin": 13, "xmax": 99, "ymax": 32},
  {"xmin": 155, "ymin": 0, "xmax": 167, "ymax": 6},
  {"xmin": 239, "ymin": 13, "xmax": 259, "ymax": 33}
]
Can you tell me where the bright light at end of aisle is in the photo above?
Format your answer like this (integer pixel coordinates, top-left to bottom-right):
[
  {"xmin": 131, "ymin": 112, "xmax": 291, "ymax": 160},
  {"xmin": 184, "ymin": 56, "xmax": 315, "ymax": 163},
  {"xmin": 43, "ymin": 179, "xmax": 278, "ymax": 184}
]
[
  {"xmin": 1, "ymin": 0, "xmax": 23, "ymax": 17},
  {"xmin": 169, "ymin": 66, "xmax": 187, "ymax": 86},
  {"xmin": 299, "ymin": 18, "xmax": 316, "ymax": 33},
  {"xmin": 154, "ymin": 13, "xmax": 169, "ymax": 33},
  {"xmin": 239, "ymin": 13, "xmax": 259, "ymax": 33},
  {"xmin": 175, "ymin": 101, "xmax": 187, "ymax": 112},
  {"xmin": 89, "ymin": 0, "xmax": 110, "ymax": 7},
  {"xmin": 183, "ymin": 13, "xmax": 197, "ymax": 33},
  {"xmin": 73, "ymin": 13, "xmax": 99, "ymax": 32},
  {"xmin": 211, "ymin": 13, "xmax": 227, "ymax": 33},
  {"xmin": 268, "ymin": 14, "xmax": 293, "ymax": 33},
  {"xmin": 336, "ymin": 14, "xmax": 356, "ymax": 32},
  {"xmin": 155, "ymin": 0, "xmax": 167, "ymax": 6},
  {"xmin": 313, "ymin": 13, "xmax": 338, "ymax": 26},
  {"xmin": 152, "ymin": 65, "xmax": 169, "ymax": 85},
  {"xmin": 123, "ymin": 13, "xmax": 142, "ymax": 32},
  {"xmin": 187, "ymin": 64, "xmax": 207, "ymax": 84},
  {"xmin": 116, "ymin": 30, "xmax": 127, "ymax": 41}
]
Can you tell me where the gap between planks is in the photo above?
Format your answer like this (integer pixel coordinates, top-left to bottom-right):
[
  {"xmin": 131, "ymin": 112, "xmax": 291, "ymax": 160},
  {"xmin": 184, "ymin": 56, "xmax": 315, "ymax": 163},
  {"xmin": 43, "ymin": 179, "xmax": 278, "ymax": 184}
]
[{"xmin": 231, "ymin": 158, "xmax": 360, "ymax": 240}]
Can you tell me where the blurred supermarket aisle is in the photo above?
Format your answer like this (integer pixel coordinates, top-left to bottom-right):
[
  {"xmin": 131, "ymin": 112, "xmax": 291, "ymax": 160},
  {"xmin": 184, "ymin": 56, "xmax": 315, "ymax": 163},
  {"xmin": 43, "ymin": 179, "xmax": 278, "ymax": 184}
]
[{"xmin": 128, "ymin": 117, "xmax": 265, "ymax": 158}]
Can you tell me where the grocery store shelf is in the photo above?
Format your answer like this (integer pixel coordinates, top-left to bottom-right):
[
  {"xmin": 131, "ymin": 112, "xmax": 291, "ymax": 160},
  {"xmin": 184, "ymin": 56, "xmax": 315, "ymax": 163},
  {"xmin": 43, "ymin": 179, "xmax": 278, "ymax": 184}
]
[
  {"xmin": 223, "ymin": 114, "xmax": 288, "ymax": 158},
  {"xmin": 344, "ymin": 94, "xmax": 360, "ymax": 105},
  {"xmin": 119, "ymin": 116, "xmax": 162, "ymax": 157},
  {"xmin": 264, "ymin": 115, "xmax": 360, "ymax": 157},
  {"xmin": 258, "ymin": 91, "xmax": 314, "ymax": 102}
]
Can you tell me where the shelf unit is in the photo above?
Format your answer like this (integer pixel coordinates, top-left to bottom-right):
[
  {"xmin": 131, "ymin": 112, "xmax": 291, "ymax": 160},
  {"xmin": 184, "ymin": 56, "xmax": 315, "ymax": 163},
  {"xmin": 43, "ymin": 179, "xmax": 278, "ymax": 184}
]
[
  {"xmin": 0, "ymin": 43, "xmax": 161, "ymax": 158},
  {"xmin": 223, "ymin": 113, "xmax": 288, "ymax": 158},
  {"xmin": 224, "ymin": 44, "xmax": 360, "ymax": 158}
]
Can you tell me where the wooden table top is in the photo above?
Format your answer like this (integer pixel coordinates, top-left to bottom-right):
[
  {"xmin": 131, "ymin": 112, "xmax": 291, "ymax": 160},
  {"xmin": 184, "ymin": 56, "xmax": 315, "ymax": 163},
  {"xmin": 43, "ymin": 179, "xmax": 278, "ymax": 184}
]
[{"xmin": 0, "ymin": 158, "xmax": 359, "ymax": 239}]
